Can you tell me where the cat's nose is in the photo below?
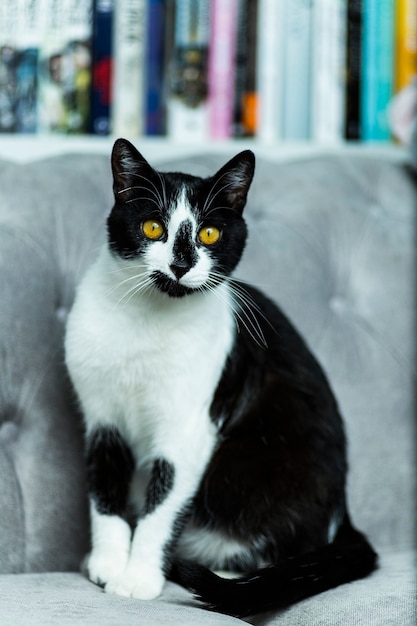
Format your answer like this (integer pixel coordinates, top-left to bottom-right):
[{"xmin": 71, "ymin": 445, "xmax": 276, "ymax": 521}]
[{"xmin": 170, "ymin": 260, "xmax": 190, "ymax": 280}]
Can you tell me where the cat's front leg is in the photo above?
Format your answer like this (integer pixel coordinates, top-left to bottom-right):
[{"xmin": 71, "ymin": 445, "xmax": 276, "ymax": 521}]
[
  {"xmin": 84, "ymin": 426, "xmax": 135, "ymax": 587},
  {"xmin": 105, "ymin": 455, "xmax": 200, "ymax": 600}
]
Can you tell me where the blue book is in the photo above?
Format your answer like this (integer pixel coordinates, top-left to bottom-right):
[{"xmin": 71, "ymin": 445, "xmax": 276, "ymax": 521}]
[
  {"xmin": 91, "ymin": 0, "xmax": 114, "ymax": 135},
  {"xmin": 145, "ymin": 0, "xmax": 166, "ymax": 135},
  {"xmin": 16, "ymin": 48, "xmax": 39, "ymax": 133},
  {"xmin": 361, "ymin": 0, "xmax": 395, "ymax": 141}
]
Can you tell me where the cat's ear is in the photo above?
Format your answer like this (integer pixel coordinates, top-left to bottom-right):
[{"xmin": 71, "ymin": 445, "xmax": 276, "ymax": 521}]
[
  {"xmin": 111, "ymin": 138, "xmax": 157, "ymax": 201},
  {"xmin": 211, "ymin": 150, "xmax": 255, "ymax": 213}
]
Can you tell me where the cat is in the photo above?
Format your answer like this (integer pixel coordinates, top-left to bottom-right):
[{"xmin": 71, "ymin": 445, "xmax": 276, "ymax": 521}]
[{"xmin": 64, "ymin": 138, "xmax": 377, "ymax": 618}]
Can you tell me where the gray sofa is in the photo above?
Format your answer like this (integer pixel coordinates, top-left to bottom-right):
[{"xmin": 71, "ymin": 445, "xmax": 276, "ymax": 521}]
[{"xmin": 0, "ymin": 143, "xmax": 415, "ymax": 625}]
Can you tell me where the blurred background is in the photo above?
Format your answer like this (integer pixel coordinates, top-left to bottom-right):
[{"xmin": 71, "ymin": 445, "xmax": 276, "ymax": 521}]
[{"xmin": 0, "ymin": 0, "xmax": 416, "ymax": 147}]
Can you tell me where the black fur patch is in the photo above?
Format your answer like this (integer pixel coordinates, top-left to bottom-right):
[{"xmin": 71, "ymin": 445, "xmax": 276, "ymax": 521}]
[
  {"xmin": 191, "ymin": 282, "xmax": 347, "ymax": 558},
  {"xmin": 86, "ymin": 426, "xmax": 135, "ymax": 515},
  {"xmin": 171, "ymin": 219, "xmax": 198, "ymax": 278},
  {"xmin": 151, "ymin": 271, "xmax": 195, "ymax": 298},
  {"xmin": 144, "ymin": 458, "xmax": 175, "ymax": 514}
]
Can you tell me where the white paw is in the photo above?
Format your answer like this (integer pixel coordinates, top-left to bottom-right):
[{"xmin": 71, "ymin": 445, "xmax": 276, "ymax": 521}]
[
  {"xmin": 85, "ymin": 549, "xmax": 129, "ymax": 587},
  {"xmin": 105, "ymin": 567, "xmax": 165, "ymax": 600}
]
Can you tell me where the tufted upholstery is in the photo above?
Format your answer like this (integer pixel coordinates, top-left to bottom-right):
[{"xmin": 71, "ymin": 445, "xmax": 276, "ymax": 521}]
[{"xmin": 0, "ymin": 147, "xmax": 415, "ymax": 624}]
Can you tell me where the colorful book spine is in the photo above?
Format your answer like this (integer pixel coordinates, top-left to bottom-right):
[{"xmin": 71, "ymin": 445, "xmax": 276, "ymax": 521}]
[
  {"xmin": 166, "ymin": 0, "xmax": 210, "ymax": 141},
  {"xmin": 145, "ymin": 0, "xmax": 166, "ymax": 135},
  {"xmin": 0, "ymin": 3, "xmax": 18, "ymax": 132},
  {"xmin": 240, "ymin": 0, "xmax": 259, "ymax": 137},
  {"xmin": 111, "ymin": 0, "xmax": 147, "ymax": 137},
  {"xmin": 361, "ymin": 0, "xmax": 394, "ymax": 141},
  {"xmin": 91, "ymin": 0, "xmax": 114, "ymax": 135},
  {"xmin": 0, "ymin": 0, "xmax": 42, "ymax": 133},
  {"xmin": 281, "ymin": 0, "xmax": 313, "ymax": 140},
  {"xmin": 394, "ymin": 0, "xmax": 417, "ymax": 93},
  {"xmin": 232, "ymin": 0, "xmax": 247, "ymax": 137},
  {"xmin": 208, "ymin": 0, "xmax": 239, "ymax": 139},
  {"xmin": 311, "ymin": 0, "xmax": 347, "ymax": 143},
  {"xmin": 256, "ymin": 0, "xmax": 284, "ymax": 142},
  {"xmin": 345, "ymin": 0, "xmax": 363, "ymax": 139},
  {"xmin": 38, "ymin": 0, "xmax": 93, "ymax": 134}
]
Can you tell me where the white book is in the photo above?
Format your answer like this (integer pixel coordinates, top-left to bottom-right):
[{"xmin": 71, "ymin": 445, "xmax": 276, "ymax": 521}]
[
  {"xmin": 282, "ymin": 0, "xmax": 313, "ymax": 140},
  {"xmin": 166, "ymin": 0, "xmax": 210, "ymax": 142},
  {"xmin": 256, "ymin": 0, "xmax": 285, "ymax": 142},
  {"xmin": 311, "ymin": 0, "xmax": 347, "ymax": 143},
  {"xmin": 111, "ymin": 0, "xmax": 147, "ymax": 137},
  {"xmin": 167, "ymin": 99, "xmax": 209, "ymax": 141},
  {"xmin": 38, "ymin": 0, "xmax": 93, "ymax": 134}
]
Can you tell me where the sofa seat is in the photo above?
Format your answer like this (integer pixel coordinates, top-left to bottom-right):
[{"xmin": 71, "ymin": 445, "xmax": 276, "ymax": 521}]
[{"xmin": 0, "ymin": 551, "xmax": 415, "ymax": 626}]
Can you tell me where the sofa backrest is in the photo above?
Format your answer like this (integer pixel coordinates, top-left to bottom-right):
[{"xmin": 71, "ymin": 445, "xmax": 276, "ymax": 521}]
[{"xmin": 0, "ymin": 151, "xmax": 415, "ymax": 573}]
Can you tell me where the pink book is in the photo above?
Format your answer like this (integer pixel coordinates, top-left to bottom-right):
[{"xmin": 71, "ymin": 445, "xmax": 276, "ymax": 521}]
[{"xmin": 208, "ymin": 0, "xmax": 239, "ymax": 139}]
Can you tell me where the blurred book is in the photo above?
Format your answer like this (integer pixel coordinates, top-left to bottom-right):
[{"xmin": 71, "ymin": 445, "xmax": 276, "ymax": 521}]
[
  {"xmin": 311, "ymin": 0, "xmax": 347, "ymax": 143},
  {"xmin": 111, "ymin": 0, "xmax": 147, "ymax": 137},
  {"xmin": 394, "ymin": 0, "xmax": 417, "ymax": 93},
  {"xmin": 361, "ymin": 0, "xmax": 394, "ymax": 141},
  {"xmin": 145, "ymin": 0, "xmax": 167, "ymax": 135},
  {"xmin": 91, "ymin": 0, "xmax": 114, "ymax": 135},
  {"xmin": 207, "ymin": 0, "xmax": 239, "ymax": 139},
  {"xmin": 281, "ymin": 0, "xmax": 313, "ymax": 140},
  {"xmin": 167, "ymin": 0, "xmax": 210, "ymax": 141},
  {"xmin": 0, "ymin": 0, "xmax": 42, "ymax": 133},
  {"xmin": 38, "ymin": 0, "xmax": 93, "ymax": 134}
]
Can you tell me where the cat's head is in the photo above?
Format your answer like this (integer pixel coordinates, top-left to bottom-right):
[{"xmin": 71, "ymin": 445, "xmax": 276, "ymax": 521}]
[{"xmin": 108, "ymin": 139, "xmax": 255, "ymax": 298}]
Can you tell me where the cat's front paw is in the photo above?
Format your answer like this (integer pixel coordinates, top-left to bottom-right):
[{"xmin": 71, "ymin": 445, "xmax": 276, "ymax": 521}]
[
  {"xmin": 84, "ymin": 549, "xmax": 129, "ymax": 588},
  {"xmin": 105, "ymin": 566, "xmax": 165, "ymax": 600}
]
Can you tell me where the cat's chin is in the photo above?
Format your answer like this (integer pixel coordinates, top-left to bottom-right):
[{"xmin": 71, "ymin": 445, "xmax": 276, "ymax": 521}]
[{"xmin": 151, "ymin": 271, "xmax": 199, "ymax": 298}]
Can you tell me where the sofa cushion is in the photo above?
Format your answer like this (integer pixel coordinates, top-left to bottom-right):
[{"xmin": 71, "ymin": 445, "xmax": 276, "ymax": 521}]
[{"xmin": 0, "ymin": 550, "xmax": 415, "ymax": 625}]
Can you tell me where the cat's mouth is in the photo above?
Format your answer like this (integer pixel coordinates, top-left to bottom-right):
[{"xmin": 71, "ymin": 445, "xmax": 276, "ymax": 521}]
[{"xmin": 151, "ymin": 271, "xmax": 198, "ymax": 298}]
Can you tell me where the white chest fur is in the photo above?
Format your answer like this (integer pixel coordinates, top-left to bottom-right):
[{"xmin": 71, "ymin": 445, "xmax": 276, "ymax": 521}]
[{"xmin": 65, "ymin": 246, "xmax": 235, "ymax": 467}]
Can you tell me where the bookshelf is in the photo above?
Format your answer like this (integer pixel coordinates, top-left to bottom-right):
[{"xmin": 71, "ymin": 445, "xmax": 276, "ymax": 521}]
[{"xmin": 0, "ymin": 1, "xmax": 416, "ymax": 149}]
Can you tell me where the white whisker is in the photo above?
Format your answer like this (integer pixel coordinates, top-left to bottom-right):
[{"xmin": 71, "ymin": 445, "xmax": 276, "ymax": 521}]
[
  {"xmin": 227, "ymin": 285, "xmax": 267, "ymax": 347},
  {"xmin": 118, "ymin": 172, "xmax": 165, "ymax": 210},
  {"xmin": 202, "ymin": 171, "xmax": 233, "ymax": 214},
  {"xmin": 107, "ymin": 270, "xmax": 148, "ymax": 296},
  {"xmin": 229, "ymin": 282, "xmax": 273, "ymax": 326},
  {"xmin": 207, "ymin": 272, "xmax": 277, "ymax": 349},
  {"xmin": 124, "ymin": 196, "xmax": 163, "ymax": 209},
  {"xmin": 156, "ymin": 170, "xmax": 168, "ymax": 208},
  {"xmin": 111, "ymin": 274, "xmax": 154, "ymax": 310},
  {"xmin": 204, "ymin": 277, "xmax": 268, "ymax": 349},
  {"xmin": 203, "ymin": 205, "xmax": 238, "ymax": 219},
  {"xmin": 108, "ymin": 262, "xmax": 148, "ymax": 275}
]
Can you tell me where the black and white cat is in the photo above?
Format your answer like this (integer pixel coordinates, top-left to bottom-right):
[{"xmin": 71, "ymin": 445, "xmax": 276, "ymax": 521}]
[{"xmin": 64, "ymin": 139, "xmax": 377, "ymax": 618}]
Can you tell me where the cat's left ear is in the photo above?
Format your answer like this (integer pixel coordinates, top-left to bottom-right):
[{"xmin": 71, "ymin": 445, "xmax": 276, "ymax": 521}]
[
  {"xmin": 111, "ymin": 138, "xmax": 157, "ymax": 202},
  {"xmin": 211, "ymin": 150, "xmax": 255, "ymax": 213}
]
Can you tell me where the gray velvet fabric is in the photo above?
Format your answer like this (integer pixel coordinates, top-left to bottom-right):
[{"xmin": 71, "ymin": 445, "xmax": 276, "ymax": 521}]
[
  {"xmin": 0, "ymin": 148, "xmax": 415, "ymax": 624},
  {"xmin": 0, "ymin": 552, "xmax": 415, "ymax": 625}
]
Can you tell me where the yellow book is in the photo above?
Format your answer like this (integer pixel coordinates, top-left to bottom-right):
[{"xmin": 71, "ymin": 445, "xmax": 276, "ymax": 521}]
[{"xmin": 395, "ymin": 0, "xmax": 417, "ymax": 92}]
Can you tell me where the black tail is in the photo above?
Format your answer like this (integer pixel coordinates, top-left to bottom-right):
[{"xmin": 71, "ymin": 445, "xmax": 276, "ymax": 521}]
[{"xmin": 170, "ymin": 518, "xmax": 377, "ymax": 618}]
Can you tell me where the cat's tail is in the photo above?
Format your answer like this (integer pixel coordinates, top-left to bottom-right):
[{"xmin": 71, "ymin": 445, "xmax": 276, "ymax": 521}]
[{"xmin": 169, "ymin": 516, "xmax": 377, "ymax": 618}]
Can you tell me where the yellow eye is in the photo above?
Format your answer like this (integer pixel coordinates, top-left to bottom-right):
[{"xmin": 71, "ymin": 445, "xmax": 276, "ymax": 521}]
[
  {"xmin": 142, "ymin": 220, "xmax": 165, "ymax": 240},
  {"xmin": 198, "ymin": 226, "xmax": 221, "ymax": 246}
]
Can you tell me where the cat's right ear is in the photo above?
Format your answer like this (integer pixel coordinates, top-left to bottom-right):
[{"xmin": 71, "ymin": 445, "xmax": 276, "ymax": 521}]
[{"xmin": 111, "ymin": 138, "xmax": 156, "ymax": 202}]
